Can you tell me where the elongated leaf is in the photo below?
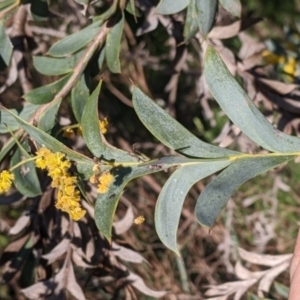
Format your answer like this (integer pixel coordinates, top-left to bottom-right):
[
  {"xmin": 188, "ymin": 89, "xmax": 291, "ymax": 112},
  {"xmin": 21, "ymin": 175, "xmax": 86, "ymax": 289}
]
[
  {"xmin": 48, "ymin": 21, "xmax": 101, "ymax": 57},
  {"xmin": 132, "ymin": 87, "xmax": 240, "ymax": 158},
  {"xmin": 155, "ymin": 159, "xmax": 231, "ymax": 254},
  {"xmin": 204, "ymin": 46, "xmax": 300, "ymax": 153},
  {"xmin": 274, "ymin": 282, "xmax": 289, "ymax": 298},
  {"xmin": 196, "ymin": 0, "xmax": 217, "ymax": 37},
  {"xmin": 71, "ymin": 74, "xmax": 89, "ymax": 122},
  {"xmin": 5, "ymin": 108, "xmax": 92, "ymax": 165},
  {"xmin": 105, "ymin": 14, "xmax": 124, "ymax": 73},
  {"xmin": 23, "ymin": 74, "xmax": 72, "ymax": 104},
  {"xmin": 0, "ymin": 104, "xmax": 40, "ymax": 133},
  {"xmin": 81, "ymin": 82, "xmax": 103, "ymax": 155},
  {"xmin": 184, "ymin": 0, "xmax": 199, "ymax": 41},
  {"xmin": 81, "ymin": 82, "xmax": 137, "ymax": 162},
  {"xmin": 10, "ymin": 140, "xmax": 42, "ymax": 197},
  {"xmin": 0, "ymin": 20, "xmax": 13, "ymax": 67},
  {"xmin": 0, "ymin": 0, "xmax": 15, "ymax": 10},
  {"xmin": 126, "ymin": 0, "xmax": 140, "ymax": 20},
  {"xmin": 33, "ymin": 50, "xmax": 84, "ymax": 76},
  {"xmin": 219, "ymin": 0, "xmax": 241, "ymax": 18},
  {"xmin": 37, "ymin": 98, "xmax": 62, "ymax": 132},
  {"xmin": 97, "ymin": 46, "xmax": 106, "ymax": 70},
  {"xmin": 93, "ymin": 0, "xmax": 118, "ymax": 22},
  {"xmin": 195, "ymin": 156, "xmax": 293, "ymax": 227},
  {"xmin": 156, "ymin": 0, "xmax": 189, "ymax": 15},
  {"xmin": 95, "ymin": 163, "xmax": 165, "ymax": 242}
]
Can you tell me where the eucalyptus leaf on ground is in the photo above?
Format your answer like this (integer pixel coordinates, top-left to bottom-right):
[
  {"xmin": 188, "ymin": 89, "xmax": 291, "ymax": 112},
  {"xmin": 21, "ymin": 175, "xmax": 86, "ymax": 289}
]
[
  {"xmin": 204, "ymin": 46, "xmax": 300, "ymax": 153},
  {"xmin": 195, "ymin": 155, "xmax": 293, "ymax": 228},
  {"xmin": 155, "ymin": 159, "xmax": 231, "ymax": 254}
]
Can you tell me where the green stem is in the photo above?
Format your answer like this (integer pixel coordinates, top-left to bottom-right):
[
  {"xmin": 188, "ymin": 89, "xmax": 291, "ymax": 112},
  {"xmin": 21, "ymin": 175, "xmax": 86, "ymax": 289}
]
[{"xmin": 9, "ymin": 156, "xmax": 37, "ymax": 172}]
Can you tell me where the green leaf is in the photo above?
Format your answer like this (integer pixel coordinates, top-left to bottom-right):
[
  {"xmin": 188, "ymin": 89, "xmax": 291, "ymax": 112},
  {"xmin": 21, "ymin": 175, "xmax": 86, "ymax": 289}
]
[
  {"xmin": 156, "ymin": 0, "xmax": 189, "ymax": 15},
  {"xmin": 81, "ymin": 82, "xmax": 137, "ymax": 161},
  {"xmin": 0, "ymin": 0, "xmax": 15, "ymax": 10},
  {"xmin": 105, "ymin": 14, "xmax": 124, "ymax": 74},
  {"xmin": 97, "ymin": 46, "xmax": 106, "ymax": 70},
  {"xmin": 274, "ymin": 282, "xmax": 289, "ymax": 298},
  {"xmin": 10, "ymin": 140, "xmax": 42, "ymax": 197},
  {"xmin": 93, "ymin": 0, "xmax": 118, "ymax": 22},
  {"xmin": 0, "ymin": 104, "xmax": 40, "ymax": 133},
  {"xmin": 95, "ymin": 163, "xmax": 165, "ymax": 242},
  {"xmin": 74, "ymin": 0, "xmax": 89, "ymax": 5},
  {"xmin": 23, "ymin": 73, "xmax": 73, "ymax": 105},
  {"xmin": 47, "ymin": 21, "xmax": 102, "ymax": 57},
  {"xmin": 0, "ymin": 135, "xmax": 19, "ymax": 163},
  {"xmin": 204, "ymin": 46, "xmax": 300, "ymax": 153},
  {"xmin": 184, "ymin": 0, "xmax": 199, "ymax": 41},
  {"xmin": 247, "ymin": 293, "xmax": 260, "ymax": 300},
  {"xmin": 219, "ymin": 0, "xmax": 241, "ymax": 18},
  {"xmin": 126, "ymin": 0, "xmax": 141, "ymax": 19},
  {"xmin": 37, "ymin": 98, "xmax": 62, "ymax": 132},
  {"xmin": 71, "ymin": 74, "xmax": 89, "ymax": 123},
  {"xmin": 155, "ymin": 159, "xmax": 231, "ymax": 254},
  {"xmin": 132, "ymin": 86, "xmax": 240, "ymax": 158},
  {"xmin": 195, "ymin": 156, "xmax": 293, "ymax": 228},
  {"xmin": 33, "ymin": 50, "xmax": 84, "ymax": 76},
  {"xmin": 0, "ymin": 20, "xmax": 13, "ymax": 67},
  {"xmin": 196, "ymin": 0, "xmax": 217, "ymax": 37},
  {"xmin": 30, "ymin": 0, "xmax": 49, "ymax": 22},
  {"xmin": 5, "ymin": 108, "xmax": 92, "ymax": 165}
]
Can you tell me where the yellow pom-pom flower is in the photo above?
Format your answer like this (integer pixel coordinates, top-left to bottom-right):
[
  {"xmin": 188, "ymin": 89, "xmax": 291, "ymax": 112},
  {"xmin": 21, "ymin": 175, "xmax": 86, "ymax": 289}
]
[
  {"xmin": 97, "ymin": 172, "xmax": 115, "ymax": 194},
  {"xmin": 134, "ymin": 216, "xmax": 145, "ymax": 225},
  {"xmin": 99, "ymin": 118, "xmax": 109, "ymax": 134},
  {"xmin": 0, "ymin": 171, "xmax": 14, "ymax": 194},
  {"xmin": 35, "ymin": 147, "xmax": 86, "ymax": 221}
]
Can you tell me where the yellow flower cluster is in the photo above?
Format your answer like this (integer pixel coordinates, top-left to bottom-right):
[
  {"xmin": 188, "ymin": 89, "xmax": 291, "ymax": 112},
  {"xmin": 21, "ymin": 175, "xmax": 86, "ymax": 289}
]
[
  {"xmin": 0, "ymin": 170, "xmax": 14, "ymax": 194},
  {"xmin": 99, "ymin": 118, "xmax": 109, "ymax": 134},
  {"xmin": 262, "ymin": 50, "xmax": 299, "ymax": 78},
  {"xmin": 64, "ymin": 118, "xmax": 109, "ymax": 138},
  {"xmin": 262, "ymin": 50, "xmax": 285, "ymax": 65},
  {"xmin": 97, "ymin": 172, "xmax": 114, "ymax": 193},
  {"xmin": 134, "ymin": 215, "xmax": 145, "ymax": 225},
  {"xmin": 89, "ymin": 169, "xmax": 115, "ymax": 194},
  {"xmin": 35, "ymin": 148, "xmax": 86, "ymax": 221}
]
